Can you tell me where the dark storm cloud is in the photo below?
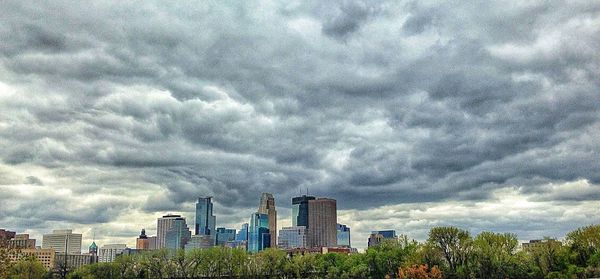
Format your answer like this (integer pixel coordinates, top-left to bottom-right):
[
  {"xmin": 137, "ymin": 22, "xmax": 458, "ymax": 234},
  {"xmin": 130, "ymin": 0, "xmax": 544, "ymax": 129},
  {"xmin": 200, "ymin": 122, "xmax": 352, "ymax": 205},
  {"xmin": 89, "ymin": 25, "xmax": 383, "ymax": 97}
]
[
  {"xmin": 1, "ymin": 0, "xmax": 600, "ymax": 248},
  {"xmin": 320, "ymin": 0, "xmax": 381, "ymax": 40}
]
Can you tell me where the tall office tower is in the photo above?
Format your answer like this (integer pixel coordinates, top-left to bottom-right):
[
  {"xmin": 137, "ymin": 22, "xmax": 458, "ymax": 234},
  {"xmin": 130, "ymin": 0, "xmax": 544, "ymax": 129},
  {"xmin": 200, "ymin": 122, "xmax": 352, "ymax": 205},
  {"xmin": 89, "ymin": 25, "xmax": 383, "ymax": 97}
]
[
  {"xmin": 215, "ymin": 228, "xmax": 236, "ymax": 246},
  {"xmin": 195, "ymin": 197, "xmax": 216, "ymax": 238},
  {"xmin": 291, "ymin": 195, "xmax": 315, "ymax": 227},
  {"xmin": 42, "ymin": 229, "xmax": 82, "ymax": 254},
  {"xmin": 236, "ymin": 223, "xmax": 249, "ymax": 242},
  {"xmin": 248, "ymin": 212, "xmax": 270, "ymax": 253},
  {"xmin": 278, "ymin": 226, "xmax": 307, "ymax": 249},
  {"xmin": 258, "ymin": 193, "xmax": 277, "ymax": 247},
  {"xmin": 136, "ymin": 228, "xmax": 149, "ymax": 250},
  {"xmin": 307, "ymin": 198, "xmax": 337, "ymax": 248},
  {"xmin": 336, "ymin": 224, "xmax": 351, "ymax": 248},
  {"xmin": 98, "ymin": 244, "xmax": 127, "ymax": 262},
  {"xmin": 157, "ymin": 214, "xmax": 192, "ymax": 249}
]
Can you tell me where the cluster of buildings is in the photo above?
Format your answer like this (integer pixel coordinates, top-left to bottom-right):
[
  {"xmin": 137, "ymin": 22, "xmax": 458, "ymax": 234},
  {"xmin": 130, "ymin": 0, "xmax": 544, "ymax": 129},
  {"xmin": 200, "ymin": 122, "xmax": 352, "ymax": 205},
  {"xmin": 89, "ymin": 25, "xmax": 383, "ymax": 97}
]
[
  {"xmin": 131, "ymin": 194, "xmax": 354, "ymax": 255},
  {"xmin": 1, "ymin": 193, "xmax": 359, "ymax": 271},
  {"xmin": 0, "ymin": 228, "xmax": 122, "ymax": 271}
]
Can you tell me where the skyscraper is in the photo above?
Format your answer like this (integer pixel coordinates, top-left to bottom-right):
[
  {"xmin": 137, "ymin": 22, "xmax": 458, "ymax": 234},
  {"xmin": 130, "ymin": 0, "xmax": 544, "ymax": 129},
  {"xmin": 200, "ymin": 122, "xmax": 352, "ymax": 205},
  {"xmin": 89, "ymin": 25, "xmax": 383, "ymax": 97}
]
[
  {"xmin": 336, "ymin": 224, "xmax": 351, "ymax": 248},
  {"xmin": 307, "ymin": 198, "xmax": 337, "ymax": 248},
  {"xmin": 42, "ymin": 229, "xmax": 82, "ymax": 254},
  {"xmin": 157, "ymin": 214, "xmax": 192, "ymax": 249},
  {"xmin": 248, "ymin": 212, "xmax": 270, "ymax": 253},
  {"xmin": 291, "ymin": 195, "xmax": 315, "ymax": 227},
  {"xmin": 195, "ymin": 197, "xmax": 216, "ymax": 238},
  {"xmin": 258, "ymin": 193, "xmax": 277, "ymax": 247}
]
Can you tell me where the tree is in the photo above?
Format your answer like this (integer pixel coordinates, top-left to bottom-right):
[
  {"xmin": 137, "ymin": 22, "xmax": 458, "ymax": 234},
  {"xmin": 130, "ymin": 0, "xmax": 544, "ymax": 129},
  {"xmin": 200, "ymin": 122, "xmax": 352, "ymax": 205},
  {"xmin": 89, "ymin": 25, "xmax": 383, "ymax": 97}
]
[
  {"xmin": 427, "ymin": 226, "xmax": 473, "ymax": 278},
  {"xmin": 67, "ymin": 262, "xmax": 120, "ymax": 279},
  {"xmin": 566, "ymin": 224, "xmax": 600, "ymax": 266},
  {"xmin": 0, "ymin": 237, "xmax": 17, "ymax": 278},
  {"xmin": 364, "ymin": 236, "xmax": 420, "ymax": 278},
  {"xmin": 399, "ymin": 264, "xmax": 443, "ymax": 279},
  {"xmin": 526, "ymin": 238, "xmax": 573, "ymax": 278},
  {"xmin": 472, "ymin": 231, "xmax": 518, "ymax": 279},
  {"xmin": 8, "ymin": 256, "xmax": 48, "ymax": 279},
  {"xmin": 255, "ymin": 248, "xmax": 287, "ymax": 278}
]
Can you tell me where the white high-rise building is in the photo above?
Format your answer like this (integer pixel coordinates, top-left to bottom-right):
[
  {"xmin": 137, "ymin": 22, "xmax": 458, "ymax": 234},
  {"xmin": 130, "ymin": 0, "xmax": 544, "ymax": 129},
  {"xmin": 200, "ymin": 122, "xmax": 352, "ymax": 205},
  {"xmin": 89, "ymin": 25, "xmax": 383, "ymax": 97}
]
[
  {"xmin": 98, "ymin": 244, "xmax": 127, "ymax": 263},
  {"xmin": 278, "ymin": 226, "xmax": 307, "ymax": 249},
  {"xmin": 42, "ymin": 229, "xmax": 82, "ymax": 254}
]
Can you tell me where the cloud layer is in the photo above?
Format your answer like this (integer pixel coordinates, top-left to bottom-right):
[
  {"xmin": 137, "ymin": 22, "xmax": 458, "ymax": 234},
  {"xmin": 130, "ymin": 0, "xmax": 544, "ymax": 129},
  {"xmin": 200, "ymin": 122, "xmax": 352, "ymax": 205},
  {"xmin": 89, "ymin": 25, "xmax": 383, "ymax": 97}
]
[{"xmin": 1, "ymin": 0, "xmax": 600, "ymax": 249}]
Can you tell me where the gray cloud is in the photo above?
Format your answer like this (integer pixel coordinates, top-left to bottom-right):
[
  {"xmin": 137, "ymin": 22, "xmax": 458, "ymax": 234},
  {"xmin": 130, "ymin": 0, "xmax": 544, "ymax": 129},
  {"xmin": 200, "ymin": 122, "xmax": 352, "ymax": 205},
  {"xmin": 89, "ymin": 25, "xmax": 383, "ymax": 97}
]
[{"xmin": 1, "ymin": 0, "xmax": 600, "ymax": 249}]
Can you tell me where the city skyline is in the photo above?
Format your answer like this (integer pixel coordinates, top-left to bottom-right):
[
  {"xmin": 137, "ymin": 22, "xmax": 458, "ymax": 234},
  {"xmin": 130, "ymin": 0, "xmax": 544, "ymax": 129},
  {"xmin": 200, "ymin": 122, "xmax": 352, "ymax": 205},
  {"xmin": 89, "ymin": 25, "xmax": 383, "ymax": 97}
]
[{"xmin": 1, "ymin": 1, "xmax": 600, "ymax": 253}]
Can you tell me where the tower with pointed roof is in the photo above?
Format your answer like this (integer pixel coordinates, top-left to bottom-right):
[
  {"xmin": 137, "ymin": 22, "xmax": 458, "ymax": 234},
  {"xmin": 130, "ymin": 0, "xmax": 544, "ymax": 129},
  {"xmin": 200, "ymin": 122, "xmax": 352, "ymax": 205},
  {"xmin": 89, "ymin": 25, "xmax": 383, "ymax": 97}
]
[{"xmin": 89, "ymin": 241, "xmax": 97, "ymax": 255}]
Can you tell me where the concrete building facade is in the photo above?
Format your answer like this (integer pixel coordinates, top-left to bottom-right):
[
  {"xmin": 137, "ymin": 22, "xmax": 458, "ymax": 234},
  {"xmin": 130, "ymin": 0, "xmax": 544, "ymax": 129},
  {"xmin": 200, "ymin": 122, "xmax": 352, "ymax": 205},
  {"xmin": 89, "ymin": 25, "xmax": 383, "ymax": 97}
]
[
  {"xmin": 8, "ymin": 248, "xmax": 56, "ymax": 270},
  {"xmin": 8, "ymin": 234, "xmax": 36, "ymax": 249},
  {"xmin": 98, "ymin": 244, "xmax": 127, "ymax": 263},
  {"xmin": 307, "ymin": 198, "xmax": 337, "ymax": 248},
  {"xmin": 42, "ymin": 229, "xmax": 82, "ymax": 254}
]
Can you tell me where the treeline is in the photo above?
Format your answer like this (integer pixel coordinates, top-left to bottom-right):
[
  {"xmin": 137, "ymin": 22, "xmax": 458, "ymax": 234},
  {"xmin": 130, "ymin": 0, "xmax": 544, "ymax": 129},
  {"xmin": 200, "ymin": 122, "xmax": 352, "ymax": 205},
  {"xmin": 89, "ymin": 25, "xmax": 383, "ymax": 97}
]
[{"xmin": 3, "ymin": 224, "xmax": 600, "ymax": 279}]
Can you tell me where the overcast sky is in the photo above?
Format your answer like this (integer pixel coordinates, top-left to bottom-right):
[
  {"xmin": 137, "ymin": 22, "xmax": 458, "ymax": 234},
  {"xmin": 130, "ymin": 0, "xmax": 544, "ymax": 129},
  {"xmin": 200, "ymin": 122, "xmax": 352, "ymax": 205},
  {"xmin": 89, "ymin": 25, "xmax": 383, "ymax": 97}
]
[{"xmin": 1, "ymin": 0, "xmax": 600, "ymax": 250}]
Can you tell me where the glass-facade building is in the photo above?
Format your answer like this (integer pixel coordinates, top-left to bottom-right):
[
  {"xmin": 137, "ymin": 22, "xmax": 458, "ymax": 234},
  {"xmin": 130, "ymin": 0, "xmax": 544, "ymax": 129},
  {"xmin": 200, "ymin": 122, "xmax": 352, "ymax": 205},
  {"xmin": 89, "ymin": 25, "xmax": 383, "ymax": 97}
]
[
  {"xmin": 165, "ymin": 216, "xmax": 192, "ymax": 249},
  {"xmin": 368, "ymin": 230, "xmax": 397, "ymax": 247},
  {"xmin": 375, "ymin": 230, "xmax": 396, "ymax": 239},
  {"xmin": 291, "ymin": 195, "xmax": 315, "ymax": 227},
  {"xmin": 278, "ymin": 226, "xmax": 307, "ymax": 249},
  {"xmin": 336, "ymin": 224, "xmax": 351, "ymax": 247},
  {"xmin": 195, "ymin": 197, "xmax": 216, "ymax": 238},
  {"xmin": 258, "ymin": 193, "xmax": 277, "ymax": 248},
  {"xmin": 216, "ymin": 228, "xmax": 236, "ymax": 246},
  {"xmin": 236, "ymin": 223, "xmax": 248, "ymax": 241},
  {"xmin": 248, "ymin": 212, "xmax": 270, "ymax": 253},
  {"xmin": 185, "ymin": 235, "xmax": 215, "ymax": 250}
]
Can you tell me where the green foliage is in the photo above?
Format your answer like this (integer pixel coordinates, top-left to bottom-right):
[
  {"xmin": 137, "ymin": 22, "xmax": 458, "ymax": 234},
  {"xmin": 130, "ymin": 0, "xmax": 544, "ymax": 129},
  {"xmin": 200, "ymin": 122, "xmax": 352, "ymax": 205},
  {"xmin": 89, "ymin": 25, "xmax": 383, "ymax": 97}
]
[
  {"xmin": 472, "ymin": 231, "xmax": 518, "ymax": 279},
  {"xmin": 566, "ymin": 224, "xmax": 600, "ymax": 266},
  {"xmin": 365, "ymin": 236, "xmax": 419, "ymax": 278},
  {"xmin": 0, "ymin": 238, "xmax": 16, "ymax": 278},
  {"xmin": 8, "ymin": 256, "xmax": 49, "ymax": 279},
  {"xmin": 427, "ymin": 226, "xmax": 473, "ymax": 278},
  {"xmin": 65, "ymin": 224, "xmax": 600, "ymax": 279}
]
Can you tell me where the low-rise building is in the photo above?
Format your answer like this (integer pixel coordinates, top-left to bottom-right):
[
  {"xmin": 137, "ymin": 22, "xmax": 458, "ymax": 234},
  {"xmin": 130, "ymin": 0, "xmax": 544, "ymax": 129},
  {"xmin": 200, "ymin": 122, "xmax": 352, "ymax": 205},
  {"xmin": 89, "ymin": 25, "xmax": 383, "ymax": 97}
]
[
  {"xmin": 55, "ymin": 253, "xmax": 97, "ymax": 270},
  {"xmin": 367, "ymin": 230, "xmax": 398, "ymax": 247},
  {"xmin": 7, "ymin": 249, "xmax": 56, "ymax": 270},
  {"xmin": 9, "ymin": 234, "xmax": 36, "ymax": 249},
  {"xmin": 278, "ymin": 226, "xmax": 307, "ymax": 249},
  {"xmin": 185, "ymin": 235, "xmax": 215, "ymax": 250},
  {"xmin": 98, "ymin": 244, "xmax": 127, "ymax": 263}
]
